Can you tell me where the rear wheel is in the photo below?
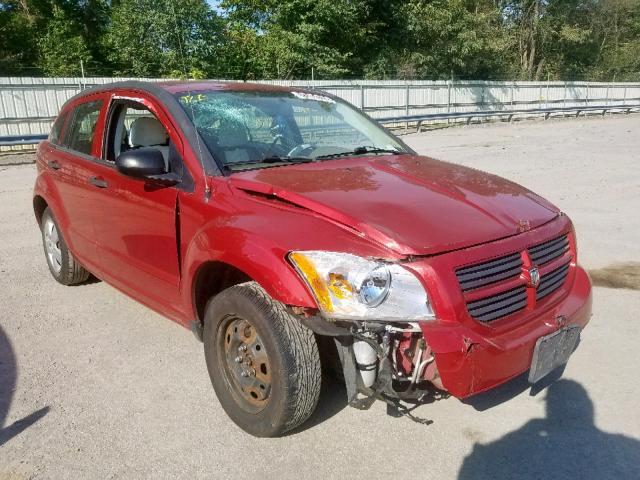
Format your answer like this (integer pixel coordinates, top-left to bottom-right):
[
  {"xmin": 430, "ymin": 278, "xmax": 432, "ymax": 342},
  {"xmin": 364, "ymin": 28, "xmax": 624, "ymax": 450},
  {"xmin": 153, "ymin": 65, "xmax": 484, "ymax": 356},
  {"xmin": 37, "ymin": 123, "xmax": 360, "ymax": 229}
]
[
  {"xmin": 41, "ymin": 208, "xmax": 90, "ymax": 285},
  {"xmin": 203, "ymin": 282, "xmax": 321, "ymax": 437}
]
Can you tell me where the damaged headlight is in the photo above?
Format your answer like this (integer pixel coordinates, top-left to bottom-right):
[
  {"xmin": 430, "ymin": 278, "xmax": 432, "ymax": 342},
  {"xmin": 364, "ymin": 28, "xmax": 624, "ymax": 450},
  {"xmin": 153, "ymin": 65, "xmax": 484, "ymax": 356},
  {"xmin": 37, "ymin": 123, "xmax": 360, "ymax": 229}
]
[{"xmin": 288, "ymin": 251, "xmax": 435, "ymax": 321}]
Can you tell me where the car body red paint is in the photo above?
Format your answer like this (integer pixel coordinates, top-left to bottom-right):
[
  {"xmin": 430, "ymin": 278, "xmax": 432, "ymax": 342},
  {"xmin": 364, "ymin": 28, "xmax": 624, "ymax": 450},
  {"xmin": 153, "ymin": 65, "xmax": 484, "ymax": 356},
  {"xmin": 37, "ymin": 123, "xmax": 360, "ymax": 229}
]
[{"xmin": 33, "ymin": 81, "xmax": 592, "ymax": 407}]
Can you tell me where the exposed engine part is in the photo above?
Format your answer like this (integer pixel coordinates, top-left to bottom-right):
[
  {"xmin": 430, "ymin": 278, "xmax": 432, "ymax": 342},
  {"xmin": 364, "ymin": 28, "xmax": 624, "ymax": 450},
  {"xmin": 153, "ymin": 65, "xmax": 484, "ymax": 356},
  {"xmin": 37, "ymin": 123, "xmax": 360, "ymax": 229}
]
[
  {"xmin": 353, "ymin": 340, "xmax": 378, "ymax": 388},
  {"xmin": 343, "ymin": 323, "xmax": 440, "ymax": 401},
  {"xmin": 384, "ymin": 322, "xmax": 422, "ymax": 333}
]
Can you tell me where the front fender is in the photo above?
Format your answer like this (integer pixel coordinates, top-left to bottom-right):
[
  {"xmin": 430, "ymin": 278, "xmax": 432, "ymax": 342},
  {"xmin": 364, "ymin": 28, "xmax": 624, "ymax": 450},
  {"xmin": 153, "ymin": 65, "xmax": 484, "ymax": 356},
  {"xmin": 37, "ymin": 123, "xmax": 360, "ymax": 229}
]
[{"xmin": 182, "ymin": 224, "xmax": 318, "ymax": 316}]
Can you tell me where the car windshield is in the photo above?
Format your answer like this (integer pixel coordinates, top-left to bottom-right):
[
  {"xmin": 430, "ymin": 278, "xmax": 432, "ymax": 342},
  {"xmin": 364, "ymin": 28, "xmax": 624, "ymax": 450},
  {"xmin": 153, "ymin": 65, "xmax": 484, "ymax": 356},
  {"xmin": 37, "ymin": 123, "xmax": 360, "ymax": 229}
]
[{"xmin": 175, "ymin": 90, "xmax": 407, "ymax": 171}]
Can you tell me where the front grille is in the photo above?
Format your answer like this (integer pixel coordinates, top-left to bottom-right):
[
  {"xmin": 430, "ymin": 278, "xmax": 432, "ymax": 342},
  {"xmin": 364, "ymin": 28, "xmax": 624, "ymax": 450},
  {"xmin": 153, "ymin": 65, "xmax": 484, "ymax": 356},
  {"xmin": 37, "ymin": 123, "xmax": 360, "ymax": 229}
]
[
  {"xmin": 536, "ymin": 262, "xmax": 571, "ymax": 300},
  {"xmin": 528, "ymin": 234, "xmax": 569, "ymax": 265},
  {"xmin": 455, "ymin": 252, "xmax": 523, "ymax": 292},
  {"xmin": 456, "ymin": 232, "xmax": 573, "ymax": 323},
  {"xmin": 467, "ymin": 286, "xmax": 527, "ymax": 322}
]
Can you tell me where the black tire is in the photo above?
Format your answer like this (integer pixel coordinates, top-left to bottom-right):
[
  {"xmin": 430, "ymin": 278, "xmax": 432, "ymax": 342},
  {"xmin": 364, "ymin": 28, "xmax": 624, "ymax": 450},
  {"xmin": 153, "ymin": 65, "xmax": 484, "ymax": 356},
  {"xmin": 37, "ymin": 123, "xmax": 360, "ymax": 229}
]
[
  {"xmin": 203, "ymin": 281, "xmax": 321, "ymax": 437},
  {"xmin": 40, "ymin": 207, "xmax": 90, "ymax": 285}
]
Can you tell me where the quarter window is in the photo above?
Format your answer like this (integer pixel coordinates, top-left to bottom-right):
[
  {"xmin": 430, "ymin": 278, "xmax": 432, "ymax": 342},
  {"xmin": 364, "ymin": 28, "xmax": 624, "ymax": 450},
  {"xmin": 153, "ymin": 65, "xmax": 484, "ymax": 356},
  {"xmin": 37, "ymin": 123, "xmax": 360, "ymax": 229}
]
[
  {"xmin": 65, "ymin": 100, "xmax": 103, "ymax": 155},
  {"xmin": 49, "ymin": 112, "xmax": 68, "ymax": 146}
]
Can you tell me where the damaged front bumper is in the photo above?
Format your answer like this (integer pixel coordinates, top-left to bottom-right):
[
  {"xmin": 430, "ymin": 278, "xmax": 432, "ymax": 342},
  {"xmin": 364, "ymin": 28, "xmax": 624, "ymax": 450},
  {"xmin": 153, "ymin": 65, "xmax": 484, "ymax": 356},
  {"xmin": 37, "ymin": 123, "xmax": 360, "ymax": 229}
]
[{"xmin": 420, "ymin": 266, "xmax": 592, "ymax": 398}]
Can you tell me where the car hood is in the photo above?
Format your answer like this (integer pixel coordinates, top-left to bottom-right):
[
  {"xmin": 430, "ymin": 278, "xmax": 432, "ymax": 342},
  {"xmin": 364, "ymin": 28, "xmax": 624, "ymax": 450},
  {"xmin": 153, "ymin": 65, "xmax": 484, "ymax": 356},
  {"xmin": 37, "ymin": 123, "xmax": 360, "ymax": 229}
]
[{"xmin": 228, "ymin": 155, "xmax": 559, "ymax": 256}]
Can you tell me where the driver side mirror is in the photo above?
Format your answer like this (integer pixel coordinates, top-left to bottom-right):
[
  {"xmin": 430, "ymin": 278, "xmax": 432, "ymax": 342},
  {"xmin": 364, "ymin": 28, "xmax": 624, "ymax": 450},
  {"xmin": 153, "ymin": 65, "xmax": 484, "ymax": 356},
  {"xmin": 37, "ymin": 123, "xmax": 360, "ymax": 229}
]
[{"xmin": 115, "ymin": 149, "xmax": 179, "ymax": 186}]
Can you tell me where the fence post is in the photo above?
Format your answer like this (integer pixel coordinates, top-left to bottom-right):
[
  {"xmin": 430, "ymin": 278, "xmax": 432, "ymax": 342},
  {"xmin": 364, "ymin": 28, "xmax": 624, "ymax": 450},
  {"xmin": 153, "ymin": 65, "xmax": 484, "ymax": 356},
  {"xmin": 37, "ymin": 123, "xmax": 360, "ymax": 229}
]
[
  {"xmin": 447, "ymin": 80, "xmax": 452, "ymax": 125},
  {"xmin": 623, "ymin": 85, "xmax": 627, "ymax": 106},
  {"xmin": 563, "ymin": 82, "xmax": 567, "ymax": 109},
  {"xmin": 510, "ymin": 82, "xmax": 515, "ymax": 110},
  {"xmin": 586, "ymin": 83, "xmax": 589, "ymax": 106},
  {"xmin": 539, "ymin": 83, "xmax": 543, "ymax": 110},
  {"xmin": 405, "ymin": 82, "xmax": 410, "ymax": 132},
  {"xmin": 360, "ymin": 84, "xmax": 365, "ymax": 111}
]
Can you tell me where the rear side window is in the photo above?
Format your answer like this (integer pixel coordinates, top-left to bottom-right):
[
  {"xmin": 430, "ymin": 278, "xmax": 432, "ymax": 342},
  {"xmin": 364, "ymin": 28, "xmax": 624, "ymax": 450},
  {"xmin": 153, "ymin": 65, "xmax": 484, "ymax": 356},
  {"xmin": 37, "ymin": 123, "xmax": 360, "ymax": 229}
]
[
  {"xmin": 49, "ymin": 112, "xmax": 68, "ymax": 145},
  {"xmin": 65, "ymin": 100, "xmax": 103, "ymax": 155}
]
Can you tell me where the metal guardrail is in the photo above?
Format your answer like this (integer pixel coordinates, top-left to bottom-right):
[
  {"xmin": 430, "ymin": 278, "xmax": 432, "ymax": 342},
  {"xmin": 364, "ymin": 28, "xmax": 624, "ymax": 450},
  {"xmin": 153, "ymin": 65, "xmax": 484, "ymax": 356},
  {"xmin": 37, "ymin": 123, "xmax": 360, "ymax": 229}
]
[
  {"xmin": 1, "ymin": 103, "xmax": 638, "ymax": 148},
  {"xmin": 378, "ymin": 104, "xmax": 640, "ymax": 131},
  {"xmin": 0, "ymin": 133, "xmax": 48, "ymax": 147}
]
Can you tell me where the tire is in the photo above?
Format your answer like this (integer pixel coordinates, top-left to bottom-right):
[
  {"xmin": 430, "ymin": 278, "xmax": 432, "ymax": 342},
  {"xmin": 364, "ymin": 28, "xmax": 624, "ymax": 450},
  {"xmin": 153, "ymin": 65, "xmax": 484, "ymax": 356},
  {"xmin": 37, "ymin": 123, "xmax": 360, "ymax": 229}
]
[
  {"xmin": 203, "ymin": 281, "xmax": 321, "ymax": 437},
  {"xmin": 40, "ymin": 207, "xmax": 90, "ymax": 285}
]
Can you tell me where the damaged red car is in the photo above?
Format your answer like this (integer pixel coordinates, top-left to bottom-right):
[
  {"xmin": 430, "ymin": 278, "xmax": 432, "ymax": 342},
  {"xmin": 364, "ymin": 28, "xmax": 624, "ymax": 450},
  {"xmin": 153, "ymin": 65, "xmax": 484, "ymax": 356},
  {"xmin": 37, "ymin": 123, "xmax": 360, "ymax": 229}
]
[{"xmin": 33, "ymin": 81, "xmax": 592, "ymax": 437}]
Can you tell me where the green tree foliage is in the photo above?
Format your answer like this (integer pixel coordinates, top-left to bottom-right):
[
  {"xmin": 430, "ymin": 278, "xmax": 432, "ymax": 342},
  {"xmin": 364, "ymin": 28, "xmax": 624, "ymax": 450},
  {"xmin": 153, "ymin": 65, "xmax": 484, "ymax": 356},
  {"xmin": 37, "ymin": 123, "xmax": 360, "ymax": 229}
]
[
  {"xmin": 105, "ymin": 0, "xmax": 223, "ymax": 77},
  {"xmin": 39, "ymin": 5, "xmax": 92, "ymax": 75},
  {"xmin": 0, "ymin": 0, "xmax": 638, "ymax": 80}
]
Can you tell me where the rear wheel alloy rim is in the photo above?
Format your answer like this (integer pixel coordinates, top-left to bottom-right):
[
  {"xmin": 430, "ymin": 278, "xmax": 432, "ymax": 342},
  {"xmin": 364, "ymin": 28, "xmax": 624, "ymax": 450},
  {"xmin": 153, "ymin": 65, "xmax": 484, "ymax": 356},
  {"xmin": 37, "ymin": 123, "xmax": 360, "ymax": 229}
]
[
  {"xmin": 43, "ymin": 217, "xmax": 62, "ymax": 274},
  {"xmin": 219, "ymin": 316, "xmax": 272, "ymax": 413}
]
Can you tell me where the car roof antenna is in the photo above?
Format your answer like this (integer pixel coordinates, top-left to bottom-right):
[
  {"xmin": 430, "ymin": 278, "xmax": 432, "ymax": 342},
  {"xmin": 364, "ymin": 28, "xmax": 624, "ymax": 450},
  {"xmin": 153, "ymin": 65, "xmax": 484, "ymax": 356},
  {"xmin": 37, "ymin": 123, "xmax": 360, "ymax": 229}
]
[{"xmin": 169, "ymin": 1, "xmax": 211, "ymax": 201}]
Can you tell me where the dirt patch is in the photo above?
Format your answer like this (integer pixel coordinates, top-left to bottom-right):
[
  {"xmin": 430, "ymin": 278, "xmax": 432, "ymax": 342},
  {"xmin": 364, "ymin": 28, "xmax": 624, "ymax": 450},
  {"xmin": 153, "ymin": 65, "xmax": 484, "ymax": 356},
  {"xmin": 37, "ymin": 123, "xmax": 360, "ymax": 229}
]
[{"xmin": 588, "ymin": 263, "xmax": 640, "ymax": 290}]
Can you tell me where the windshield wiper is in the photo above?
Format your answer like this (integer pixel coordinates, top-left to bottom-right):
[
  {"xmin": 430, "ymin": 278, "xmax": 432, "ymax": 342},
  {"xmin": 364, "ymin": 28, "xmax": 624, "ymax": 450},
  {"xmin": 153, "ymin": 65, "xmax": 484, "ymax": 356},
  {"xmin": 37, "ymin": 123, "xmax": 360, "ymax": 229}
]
[
  {"xmin": 315, "ymin": 146, "xmax": 404, "ymax": 160},
  {"xmin": 261, "ymin": 155, "xmax": 314, "ymax": 164}
]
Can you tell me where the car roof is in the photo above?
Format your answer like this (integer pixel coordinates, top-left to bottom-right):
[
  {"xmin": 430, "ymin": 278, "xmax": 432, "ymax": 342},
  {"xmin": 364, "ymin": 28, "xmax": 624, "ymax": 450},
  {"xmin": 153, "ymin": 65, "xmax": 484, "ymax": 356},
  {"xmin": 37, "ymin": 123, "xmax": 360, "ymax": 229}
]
[
  {"xmin": 155, "ymin": 80, "xmax": 313, "ymax": 95},
  {"xmin": 71, "ymin": 80, "xmax": 315, "ymax": 100}
]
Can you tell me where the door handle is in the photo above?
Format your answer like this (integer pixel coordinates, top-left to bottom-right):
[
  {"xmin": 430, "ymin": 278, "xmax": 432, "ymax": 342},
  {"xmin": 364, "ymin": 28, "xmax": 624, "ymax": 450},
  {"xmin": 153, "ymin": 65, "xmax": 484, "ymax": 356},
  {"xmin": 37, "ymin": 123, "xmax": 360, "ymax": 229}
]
[
  {"xmin": 88, "ymin": 176, "xmax": 108, "ymax": 188},
  {"xmin": 47, "ymin": 160, "xmax": 62, "ymax": 170}
]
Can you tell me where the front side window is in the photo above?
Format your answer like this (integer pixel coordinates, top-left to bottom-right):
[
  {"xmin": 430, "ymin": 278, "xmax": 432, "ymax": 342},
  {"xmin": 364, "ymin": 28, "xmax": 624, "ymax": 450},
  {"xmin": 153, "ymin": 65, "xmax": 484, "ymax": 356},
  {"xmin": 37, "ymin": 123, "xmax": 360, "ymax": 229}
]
[
  {"xmin": 105, "ymin": 101, "xmax": 170, "ymax": 171},
  {"xmin": 65, "ymin": 100, "xmax": 103, "ymax": 155},
  {"xmin": 176, "ymin": 91, "xmax": 407, "ymax": 171}
]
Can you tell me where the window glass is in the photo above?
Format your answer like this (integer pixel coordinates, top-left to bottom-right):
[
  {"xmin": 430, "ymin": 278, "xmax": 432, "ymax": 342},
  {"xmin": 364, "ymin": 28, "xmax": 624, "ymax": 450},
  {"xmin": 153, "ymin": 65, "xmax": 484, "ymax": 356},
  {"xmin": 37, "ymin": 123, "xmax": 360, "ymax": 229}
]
[
  {"xmin": 106, "ymin": 102, "xmax": 169, "ymax": 168},
  {"xmin": 66, "ymin": 100, "xmax": 103, "ymax": 155},
  {"xmin": 49, "ymin": 112, "xmax": 68, "ymax": 145},
  {"xmin": 176, "ymin": 91, "xmax": 406, "ymax": 170}
]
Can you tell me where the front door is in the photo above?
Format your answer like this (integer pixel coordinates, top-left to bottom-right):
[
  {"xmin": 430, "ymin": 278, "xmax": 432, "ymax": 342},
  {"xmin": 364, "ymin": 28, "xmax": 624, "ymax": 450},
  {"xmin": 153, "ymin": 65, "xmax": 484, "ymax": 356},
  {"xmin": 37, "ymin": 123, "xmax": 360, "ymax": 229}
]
[{"xmin": 89, "ymin": 95, "xmax": 185, "ymax": 318}]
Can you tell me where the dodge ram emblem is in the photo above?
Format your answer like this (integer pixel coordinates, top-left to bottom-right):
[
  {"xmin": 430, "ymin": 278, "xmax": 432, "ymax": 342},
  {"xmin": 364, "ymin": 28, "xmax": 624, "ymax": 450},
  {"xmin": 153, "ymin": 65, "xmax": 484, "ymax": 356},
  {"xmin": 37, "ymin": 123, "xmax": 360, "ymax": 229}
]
[{"xmin": 528, "ymin": 267, "xmax": 541, "ymax": 288}]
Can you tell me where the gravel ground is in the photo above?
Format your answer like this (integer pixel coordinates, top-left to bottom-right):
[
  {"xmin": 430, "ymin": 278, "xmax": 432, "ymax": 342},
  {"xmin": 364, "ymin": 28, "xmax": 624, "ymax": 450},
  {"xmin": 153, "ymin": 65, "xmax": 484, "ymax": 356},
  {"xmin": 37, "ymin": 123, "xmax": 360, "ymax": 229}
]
[{"xmin": 1, "ymin": 116, "xmax": 639, "ymax": 479}]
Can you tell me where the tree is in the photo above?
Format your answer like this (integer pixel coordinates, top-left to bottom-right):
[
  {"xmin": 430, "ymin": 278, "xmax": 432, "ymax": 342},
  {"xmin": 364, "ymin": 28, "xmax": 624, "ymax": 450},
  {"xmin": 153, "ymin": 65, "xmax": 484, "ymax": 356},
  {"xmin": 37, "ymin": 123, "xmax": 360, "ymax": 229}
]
[
  {"xmin": 39, "ymin": 5, "xmax": 91, "ymax": 76},
  {"xmin": 105, "ymin": 0, "xmax": 224, "ymax": 77},
  {"xmin": 1, "ymin": 0, "xmax": 639, "ymax": 80}
]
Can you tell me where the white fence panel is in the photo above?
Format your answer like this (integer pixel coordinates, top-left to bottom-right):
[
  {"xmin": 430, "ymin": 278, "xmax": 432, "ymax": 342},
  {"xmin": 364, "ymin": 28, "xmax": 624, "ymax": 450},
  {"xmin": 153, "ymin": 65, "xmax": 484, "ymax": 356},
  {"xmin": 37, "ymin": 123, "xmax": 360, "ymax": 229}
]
[{"xmin": 1, "ymin": 77, "xmax": 640, "ymax": 152}]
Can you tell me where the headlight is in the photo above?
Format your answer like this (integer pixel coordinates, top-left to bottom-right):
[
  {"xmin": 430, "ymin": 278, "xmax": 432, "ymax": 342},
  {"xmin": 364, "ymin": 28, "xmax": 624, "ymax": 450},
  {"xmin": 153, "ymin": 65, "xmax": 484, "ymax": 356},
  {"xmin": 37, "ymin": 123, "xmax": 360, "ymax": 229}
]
[{"xmin": 289, "ymin": 251, "xmax": 435, "ymax": 321}]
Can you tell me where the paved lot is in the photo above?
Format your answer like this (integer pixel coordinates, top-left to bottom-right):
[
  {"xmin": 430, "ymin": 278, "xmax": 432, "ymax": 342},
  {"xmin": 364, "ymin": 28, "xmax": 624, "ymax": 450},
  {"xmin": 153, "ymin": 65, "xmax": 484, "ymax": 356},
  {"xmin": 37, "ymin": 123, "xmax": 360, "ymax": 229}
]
[{"xmin": 1, "ymin": 116, "xmax": 639, "ymax": 479}]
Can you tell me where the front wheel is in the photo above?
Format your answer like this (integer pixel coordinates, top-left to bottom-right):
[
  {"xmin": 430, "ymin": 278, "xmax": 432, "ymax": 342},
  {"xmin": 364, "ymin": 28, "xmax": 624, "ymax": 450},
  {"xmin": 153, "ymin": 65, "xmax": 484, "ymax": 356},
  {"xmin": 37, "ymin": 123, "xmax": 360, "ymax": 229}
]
[{"xmin": 203, "ymin": 282, "xmax": 321, "ymax": 437}]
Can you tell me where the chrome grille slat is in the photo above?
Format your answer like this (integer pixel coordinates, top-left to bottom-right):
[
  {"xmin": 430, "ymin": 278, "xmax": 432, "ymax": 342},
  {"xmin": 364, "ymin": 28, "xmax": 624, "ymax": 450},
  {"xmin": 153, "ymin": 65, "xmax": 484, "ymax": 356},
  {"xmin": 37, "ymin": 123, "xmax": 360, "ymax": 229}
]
[
  {"xmin": 456, "ymin": 258, "xmax": 522, "ymax": 282},
  {"xmin": 475, "ymin": 299, "xmax": 527, "ymax": 322},
  {"xmin": 456, "ymin": 233, "xmax": 572, "ymax": 323},
  {"xmin": 536, "ymin": 263, "xmax": 570, "ymax": 300},
  {"xmin": 465, "ymin": 285, "xmax": 525, "ymax": 310},
  {"xmin": 528, "ymin": 235, "xmax": 569, "ymax": 265},
  {"xmin": 539, "ymin": 263, "xmax": 570, "ymax": 287},
  {"xmin": 469, "ymin": 286, "xmax": 528, "ymax": 322},
  {"xmin": 456, "ymin": 253, "xmax": 522, "ymax": 291},
  {"xmin": 528, "ymin": 235, "xmax": 566, "ymax": 254},
  {"xmin": 468, "ymin": 288, "xmax": 527, "ymax": 317}
]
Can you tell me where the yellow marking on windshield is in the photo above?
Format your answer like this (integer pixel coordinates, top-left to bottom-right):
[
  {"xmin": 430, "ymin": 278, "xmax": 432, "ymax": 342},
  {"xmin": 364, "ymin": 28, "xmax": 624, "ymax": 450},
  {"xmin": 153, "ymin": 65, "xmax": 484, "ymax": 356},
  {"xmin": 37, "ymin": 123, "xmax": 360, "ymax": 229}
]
[{"xmin": 180, "ymin": 94, "xmax": 206, "ymax": 104}]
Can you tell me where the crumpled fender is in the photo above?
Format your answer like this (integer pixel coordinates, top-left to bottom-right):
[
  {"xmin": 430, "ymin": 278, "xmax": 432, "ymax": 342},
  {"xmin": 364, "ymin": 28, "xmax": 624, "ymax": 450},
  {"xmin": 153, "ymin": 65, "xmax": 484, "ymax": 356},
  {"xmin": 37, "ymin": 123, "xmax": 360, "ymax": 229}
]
[{"xmin": 182, "ymin": 222, "xmax": 318, "ymax": 314}]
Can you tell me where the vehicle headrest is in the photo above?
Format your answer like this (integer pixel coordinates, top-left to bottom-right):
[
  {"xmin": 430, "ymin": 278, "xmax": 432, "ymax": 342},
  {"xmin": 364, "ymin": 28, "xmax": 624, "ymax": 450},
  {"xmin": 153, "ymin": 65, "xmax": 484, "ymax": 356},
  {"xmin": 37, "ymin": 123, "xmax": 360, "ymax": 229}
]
[{"xmin": 129, "ymin": 117, "xmax": 167, "ymax": 147}]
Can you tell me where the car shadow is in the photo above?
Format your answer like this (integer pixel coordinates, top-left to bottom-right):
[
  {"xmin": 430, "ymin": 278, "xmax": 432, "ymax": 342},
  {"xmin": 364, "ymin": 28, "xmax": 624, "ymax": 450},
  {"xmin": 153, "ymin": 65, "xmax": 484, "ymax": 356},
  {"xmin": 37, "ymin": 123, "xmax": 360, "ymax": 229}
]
[
  {"xmin": 463, "ymin": 365, "xmax": 568, "ymax": 412},
  {"xmin": 0, "ymin": 324, "xmax": 50, "ymax": 447},
  {"xmin": 457, "ymin": 379, "xmax": 640, "ymax": 479}
]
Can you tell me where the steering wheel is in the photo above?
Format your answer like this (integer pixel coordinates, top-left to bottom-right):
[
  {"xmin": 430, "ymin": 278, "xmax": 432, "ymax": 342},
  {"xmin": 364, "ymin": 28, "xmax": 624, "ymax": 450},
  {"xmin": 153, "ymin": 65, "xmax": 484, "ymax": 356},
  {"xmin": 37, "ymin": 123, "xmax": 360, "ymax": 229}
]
[{"xmin": 286, "ymin": 144, "xmax": 316, "ymax": 158}]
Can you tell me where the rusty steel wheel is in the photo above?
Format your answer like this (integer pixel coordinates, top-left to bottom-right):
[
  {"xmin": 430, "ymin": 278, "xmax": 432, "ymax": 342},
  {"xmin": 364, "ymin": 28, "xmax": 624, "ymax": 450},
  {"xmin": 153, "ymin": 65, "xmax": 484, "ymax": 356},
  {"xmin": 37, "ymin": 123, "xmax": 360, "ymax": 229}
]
[
  {"xmin": 218, "ymin": 316, "xmax": 272, "ymax": 413},
  {"xmin": 204, "ymin": 282, "xmax": 321, "ymax": 437}
]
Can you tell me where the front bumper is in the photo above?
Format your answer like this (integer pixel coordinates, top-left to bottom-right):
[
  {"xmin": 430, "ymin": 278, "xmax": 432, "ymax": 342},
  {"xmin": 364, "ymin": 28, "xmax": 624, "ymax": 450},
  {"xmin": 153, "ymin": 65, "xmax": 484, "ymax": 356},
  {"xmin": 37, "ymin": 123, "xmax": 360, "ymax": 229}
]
[{"xmin": 419, "ymin": 266, "xmax": 592, "ymax": 398}]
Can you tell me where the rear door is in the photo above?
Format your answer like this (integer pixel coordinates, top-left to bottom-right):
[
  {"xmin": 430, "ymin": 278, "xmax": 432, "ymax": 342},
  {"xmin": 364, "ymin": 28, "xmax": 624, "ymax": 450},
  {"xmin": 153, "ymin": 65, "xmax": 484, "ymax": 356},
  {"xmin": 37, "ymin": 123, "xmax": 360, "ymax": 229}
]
[
  {"xmin": 44, "ymin": 96, "xmax": 109, "ymax": 270},
  {"xmin": 87, "ymin": 93, "xmax": 186, "ymax": 318}
]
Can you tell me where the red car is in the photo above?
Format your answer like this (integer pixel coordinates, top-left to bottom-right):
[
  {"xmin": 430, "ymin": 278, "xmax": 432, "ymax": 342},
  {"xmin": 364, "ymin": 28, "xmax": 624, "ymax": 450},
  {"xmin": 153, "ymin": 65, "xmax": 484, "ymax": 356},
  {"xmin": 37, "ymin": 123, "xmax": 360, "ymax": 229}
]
[{"xmin": 33, "ymin": 81, "xmax": 592, "ymax": 436}]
